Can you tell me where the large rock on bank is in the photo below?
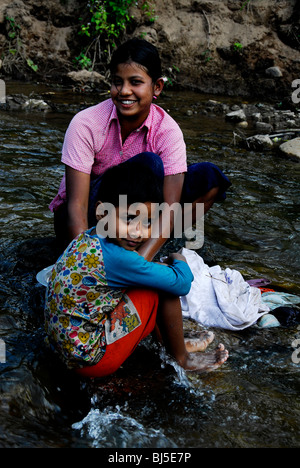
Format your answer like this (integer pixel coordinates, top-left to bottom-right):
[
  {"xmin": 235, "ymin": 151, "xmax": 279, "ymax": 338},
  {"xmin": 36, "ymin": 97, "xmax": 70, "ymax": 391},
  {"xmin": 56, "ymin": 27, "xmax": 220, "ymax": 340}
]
[{"xmin": 279, "ymin": 137, "xmax": 300, "ymax": 160}]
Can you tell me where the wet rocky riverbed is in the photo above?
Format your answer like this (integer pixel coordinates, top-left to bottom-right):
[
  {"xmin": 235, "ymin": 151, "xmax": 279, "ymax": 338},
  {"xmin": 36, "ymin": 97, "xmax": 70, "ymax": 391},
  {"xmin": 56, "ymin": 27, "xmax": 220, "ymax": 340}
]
[{"xmin": 0, "ymin": 82, "xmax": 299, "ymax": 448}]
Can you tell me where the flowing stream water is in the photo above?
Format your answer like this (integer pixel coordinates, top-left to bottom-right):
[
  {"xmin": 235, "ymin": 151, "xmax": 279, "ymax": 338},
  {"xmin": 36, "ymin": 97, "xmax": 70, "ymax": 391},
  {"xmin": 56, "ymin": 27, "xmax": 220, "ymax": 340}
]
[{"xmin": 0, "ymin": 82, "xmax": 299, "ymax": 448}]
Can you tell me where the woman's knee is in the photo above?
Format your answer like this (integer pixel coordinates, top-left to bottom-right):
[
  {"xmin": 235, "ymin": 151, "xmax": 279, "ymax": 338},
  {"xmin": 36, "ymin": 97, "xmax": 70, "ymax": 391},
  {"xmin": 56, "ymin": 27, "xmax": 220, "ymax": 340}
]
[
  {"xmin": 182, "ymin": 162, "xmax": 231, "ymax": 203},
  {"xmin": 125, "ymin": 152, "xmax": 164, "ymax": 181}
]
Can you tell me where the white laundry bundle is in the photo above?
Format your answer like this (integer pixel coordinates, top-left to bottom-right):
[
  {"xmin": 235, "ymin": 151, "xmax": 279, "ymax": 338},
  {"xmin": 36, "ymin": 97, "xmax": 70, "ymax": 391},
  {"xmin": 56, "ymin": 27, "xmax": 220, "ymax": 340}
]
[{"xmin": 179, "ymin": 248, "xmax": 269, "ymax": 330}]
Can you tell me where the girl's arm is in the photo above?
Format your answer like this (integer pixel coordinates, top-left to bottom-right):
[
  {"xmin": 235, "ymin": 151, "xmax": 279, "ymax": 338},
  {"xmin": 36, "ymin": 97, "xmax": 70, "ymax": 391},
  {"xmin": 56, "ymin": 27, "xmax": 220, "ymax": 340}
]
[
  {"xmin": 137, "ymin": 173, "xmax": 185, "ymax": 261},
  {"xmin": 65, "ymin": 166, "xmax": 90, "ymax": 241},
  {"xmin": 102, "ymin": 240, "xmax": 193, "ymax": 297}
]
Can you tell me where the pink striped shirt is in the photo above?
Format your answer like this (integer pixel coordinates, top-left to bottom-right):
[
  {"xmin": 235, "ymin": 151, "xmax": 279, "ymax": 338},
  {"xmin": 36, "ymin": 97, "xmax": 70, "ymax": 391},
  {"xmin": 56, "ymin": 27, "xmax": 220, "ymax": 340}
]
[{"xmin": 49, "ymin": 98, "xmax": 187, "ymax": 211}]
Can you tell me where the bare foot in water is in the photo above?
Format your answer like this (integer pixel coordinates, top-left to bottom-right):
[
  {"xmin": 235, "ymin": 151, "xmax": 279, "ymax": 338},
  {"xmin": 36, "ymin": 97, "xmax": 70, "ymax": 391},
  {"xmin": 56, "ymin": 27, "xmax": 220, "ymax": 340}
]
[
  {"xmin": 180, "ymin": 344, "xmax": 229, "ymax": 374},
  {"xmin": 184, "ymin": 330, "xmax": 215, "ymax": 353}
]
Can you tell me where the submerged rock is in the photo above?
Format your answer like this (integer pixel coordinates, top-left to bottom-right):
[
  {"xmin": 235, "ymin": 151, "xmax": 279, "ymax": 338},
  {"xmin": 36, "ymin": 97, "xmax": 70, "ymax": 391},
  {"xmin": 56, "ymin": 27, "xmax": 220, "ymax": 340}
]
[
  {"xmin": 265, "ymin": 66, "xmax": 283, "ymax": 78},
  {"xmin": 22, "ymin": 98, "xmax": 50, "ymax": 111},
  {"xmin": 245, "ymin": 134, "xmax": 274, "ymax": 150},
  {"xmin": 2, "ymin": 94, "xmax": 50, "ymax": 111},
  {"xmin": 225, "ymin": 109, "xmax": 247, "ymax": 122},
  {"xmin": 255, "ymin": 121, "xmax": 273, "ymax": 133}
]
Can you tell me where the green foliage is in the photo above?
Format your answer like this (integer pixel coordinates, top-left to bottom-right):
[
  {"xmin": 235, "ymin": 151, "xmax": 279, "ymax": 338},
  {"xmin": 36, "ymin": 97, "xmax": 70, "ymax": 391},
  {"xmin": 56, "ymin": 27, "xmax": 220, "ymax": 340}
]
[
  {"xmin": 201, "ymin": 49, "xmax": 213, "ymax": 63},
  {"xmin": 75, "ymin": 1, "xmax": 157, "ymax": 71},
  {"xmin": 5, "ymin": 16, "xmax": 21, "ymax": 39},
  {"xmin": 141, "ymin": 1, "xmax": 157, "ymax": 23},
  {"xmin": 75, "ymin": 0, "xmax": 135, "ymax": 70},
  {"xmin": 233, "ymin": 42, "xmax": 243, "ymax": 52},
  {"xmin": 240, "ymin": 0, "xmax": 252, "ymax": 10},
  {"xmin": 27, "ymin": 59, "xmax": 38, "ymax": 72},
  {"xmin": 75, "ymin": 51, "xmax": 93, "ymax": 70},
  {"xmin": 79, "ymin": 0, "xmax": 135, "ymax": 40},
  {"xmin": 3, "ymin": 16, "xmax": 38, "ymax": 73}
]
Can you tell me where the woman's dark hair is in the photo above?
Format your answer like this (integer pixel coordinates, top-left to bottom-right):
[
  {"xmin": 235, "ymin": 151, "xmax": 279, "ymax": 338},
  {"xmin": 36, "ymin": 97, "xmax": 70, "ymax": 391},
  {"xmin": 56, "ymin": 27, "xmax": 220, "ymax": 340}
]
[
  {"xmin": 109, "ymin": 38, "xmax": 162, "ymax": 82},
  {"xmin": 96, "ymin": 161, "xmax": 163, "ymax": 207}
]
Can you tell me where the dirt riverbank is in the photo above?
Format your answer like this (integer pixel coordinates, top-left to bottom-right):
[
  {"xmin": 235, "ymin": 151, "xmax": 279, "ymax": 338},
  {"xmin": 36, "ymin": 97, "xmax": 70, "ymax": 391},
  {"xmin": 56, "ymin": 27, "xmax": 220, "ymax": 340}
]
[{"xmin": 0, "ymin": 0, "xmax": 299, "ymax": 103}]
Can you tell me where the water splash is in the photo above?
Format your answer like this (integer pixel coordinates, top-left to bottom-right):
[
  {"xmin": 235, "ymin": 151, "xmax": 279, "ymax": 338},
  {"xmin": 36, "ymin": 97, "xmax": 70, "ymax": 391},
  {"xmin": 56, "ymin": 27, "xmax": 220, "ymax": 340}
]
[
  {"xmin": 72, "ymin": 402, "xmax": 176, "ymax": 448},
  {"xmin": 159, "ymin": 347, "xmax": 192, "ymax": 389}
]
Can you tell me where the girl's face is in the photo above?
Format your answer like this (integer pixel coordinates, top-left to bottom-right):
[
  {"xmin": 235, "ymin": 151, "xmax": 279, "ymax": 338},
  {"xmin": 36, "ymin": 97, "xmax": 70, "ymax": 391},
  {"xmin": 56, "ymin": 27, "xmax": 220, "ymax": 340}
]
[
  {"xmin": 96, "ymin": 201, "xmax": 155, "ymax": 251},
  {"xmin": 113, "ymin": 201, "xmax": 154, "ymax": 251},
  {"xmin": 110, "ymin": 61, "xmax": 164, "ymax": 125}
]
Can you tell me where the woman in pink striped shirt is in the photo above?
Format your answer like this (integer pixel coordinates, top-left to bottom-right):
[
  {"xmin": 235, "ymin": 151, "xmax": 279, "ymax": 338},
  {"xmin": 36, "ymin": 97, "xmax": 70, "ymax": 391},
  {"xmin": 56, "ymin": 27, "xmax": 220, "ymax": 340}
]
[{"xmin": 50, "ymin": 39, "xmax": 231, "ymax": 258}]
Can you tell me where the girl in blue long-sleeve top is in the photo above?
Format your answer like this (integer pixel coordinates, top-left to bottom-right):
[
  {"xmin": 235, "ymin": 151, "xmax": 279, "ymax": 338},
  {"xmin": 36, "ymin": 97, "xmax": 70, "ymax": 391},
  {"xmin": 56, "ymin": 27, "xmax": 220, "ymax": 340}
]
[{"xmin": 45, "ymin": 160, "xmax": 228, "ymax": 377}]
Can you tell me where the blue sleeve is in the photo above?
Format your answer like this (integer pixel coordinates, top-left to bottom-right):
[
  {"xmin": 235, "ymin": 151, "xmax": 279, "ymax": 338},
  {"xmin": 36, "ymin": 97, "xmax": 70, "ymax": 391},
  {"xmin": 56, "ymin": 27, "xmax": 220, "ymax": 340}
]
[{"xmin": 100, "ymin": 238, "xmax": 193, "ymax": 296}]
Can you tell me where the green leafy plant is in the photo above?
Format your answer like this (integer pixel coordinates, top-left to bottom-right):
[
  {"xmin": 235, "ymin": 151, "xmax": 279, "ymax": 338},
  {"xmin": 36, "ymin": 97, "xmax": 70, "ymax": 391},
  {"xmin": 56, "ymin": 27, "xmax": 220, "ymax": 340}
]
[
  {"xmin": 201, "ymin": 49, "xmax": 213, "ymax": 63},
  {"xmin": 240, "ymin": 0, "xmax": 251, "ymax": 10},
  {"xmin": 5, "ymin": 16, "xmax": 21, "ymax": 39},
  {"xmin": 141, "ymin": 1, "xmax": 157, "ymax": 23},
  {"xmin": 75, "ymin": 51, "xmax": 93, "ymax": 70},
  {"xmin": 27, "ymin": 58, "xmax": 38, "ymax": 72},
  {"xmin": 233, "ymin": 42, "xmax": 243, "ymax": 52},
  {"xmin": 3, "ymin": 16, "xmax": 38, "ymax": 74},
  {"xmin": 75, "ymin": 0, "xmax": 136, "ymax": 70},
  {"xmin": 75, "ymin": 1, "xmax": 157, "ymax": 71}
]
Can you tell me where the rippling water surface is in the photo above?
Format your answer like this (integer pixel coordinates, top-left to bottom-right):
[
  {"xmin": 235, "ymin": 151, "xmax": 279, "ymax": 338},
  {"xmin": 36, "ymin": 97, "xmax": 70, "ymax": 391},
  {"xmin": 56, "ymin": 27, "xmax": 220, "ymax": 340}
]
[{"xmin": 0, "ymin": 82, "xmax": 299, "ymax": 448}]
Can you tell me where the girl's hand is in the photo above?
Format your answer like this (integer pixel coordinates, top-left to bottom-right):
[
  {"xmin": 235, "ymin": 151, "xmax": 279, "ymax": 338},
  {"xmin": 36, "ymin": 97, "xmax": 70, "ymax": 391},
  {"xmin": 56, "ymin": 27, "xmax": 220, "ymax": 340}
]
[
  {"xmin": 168, "ymin": 252, "xmax": 187, "ymax": 263},
  {"xmin": 159, "ymin": 252, "xmax": 187, "ymax": 264}
]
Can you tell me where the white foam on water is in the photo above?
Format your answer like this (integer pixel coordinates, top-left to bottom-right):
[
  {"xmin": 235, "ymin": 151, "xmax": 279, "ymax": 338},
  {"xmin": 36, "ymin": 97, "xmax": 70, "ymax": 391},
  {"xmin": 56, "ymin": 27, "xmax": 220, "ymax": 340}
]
[{"xmin": 72, "ymin": 403, "xmax": 176, "ymax": 448}]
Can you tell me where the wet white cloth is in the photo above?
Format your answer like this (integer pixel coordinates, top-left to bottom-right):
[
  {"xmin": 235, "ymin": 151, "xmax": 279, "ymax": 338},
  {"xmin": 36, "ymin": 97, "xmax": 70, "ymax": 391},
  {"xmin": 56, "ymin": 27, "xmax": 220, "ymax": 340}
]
[{"xmin": 179, "ymin": 248, "xmax": 269, "ymax": 330}]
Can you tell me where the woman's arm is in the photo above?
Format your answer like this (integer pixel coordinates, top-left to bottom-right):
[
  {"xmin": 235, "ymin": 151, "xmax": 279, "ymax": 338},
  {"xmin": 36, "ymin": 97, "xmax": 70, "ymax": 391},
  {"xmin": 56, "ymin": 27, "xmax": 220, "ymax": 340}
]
[
  {"xmin": 65, "ymin": 166, "xmax": 91, "ymax": 241},
  {"xmin": 138, "ymin": 173, "xmax": 185, "ymax": 261}
]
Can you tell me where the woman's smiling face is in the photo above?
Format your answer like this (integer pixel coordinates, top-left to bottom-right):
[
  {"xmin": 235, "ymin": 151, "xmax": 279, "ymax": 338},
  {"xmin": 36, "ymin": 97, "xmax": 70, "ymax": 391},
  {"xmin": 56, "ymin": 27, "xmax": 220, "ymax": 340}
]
[{"xmin": 110, "ymin": 61, "xmax": 163, "ymax": 125}]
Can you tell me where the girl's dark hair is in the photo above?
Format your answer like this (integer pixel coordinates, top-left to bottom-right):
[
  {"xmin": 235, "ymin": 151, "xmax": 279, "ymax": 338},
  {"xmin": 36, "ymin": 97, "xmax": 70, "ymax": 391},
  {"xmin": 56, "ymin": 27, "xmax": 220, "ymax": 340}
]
[
  {"xmin": 96, "ymin": 161, "xmax": 163, "ymax": 207},
  {"xmin": 109, "ymin": 38, "xmax": 162, "ymax": 82}
]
